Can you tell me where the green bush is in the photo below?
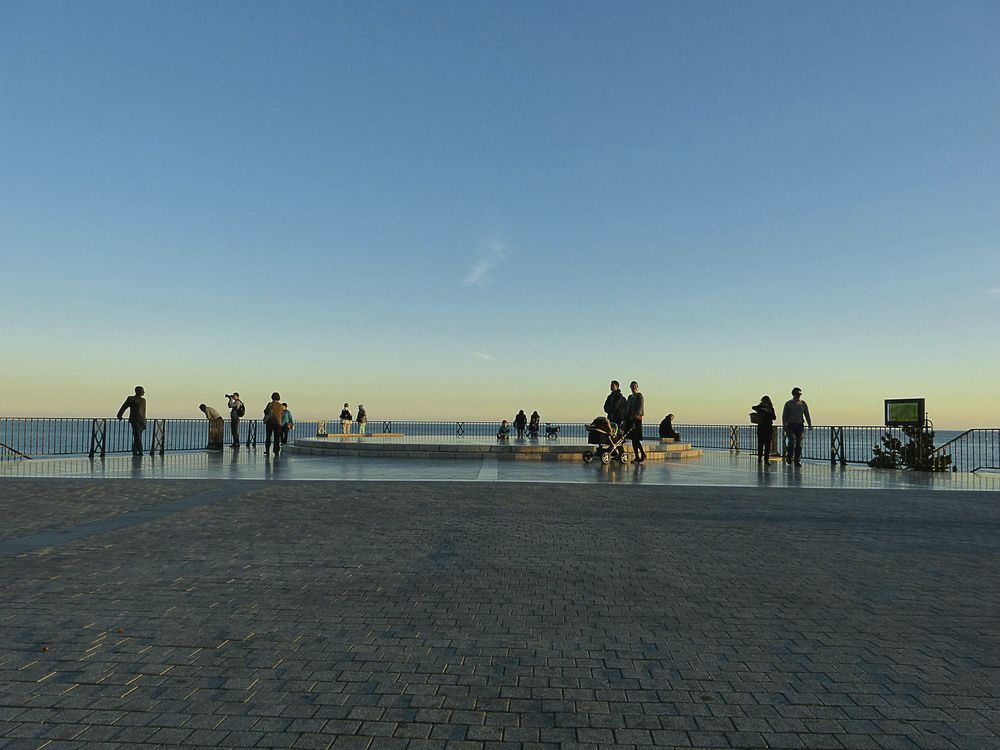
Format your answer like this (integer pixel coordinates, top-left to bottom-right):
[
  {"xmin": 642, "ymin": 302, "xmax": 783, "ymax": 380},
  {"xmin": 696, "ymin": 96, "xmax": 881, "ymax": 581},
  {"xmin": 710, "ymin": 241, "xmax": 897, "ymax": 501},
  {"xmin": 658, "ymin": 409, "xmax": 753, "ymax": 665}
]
[{"xmin": 869, "ymin": 426, "xmax": 952, "ymax": 471}]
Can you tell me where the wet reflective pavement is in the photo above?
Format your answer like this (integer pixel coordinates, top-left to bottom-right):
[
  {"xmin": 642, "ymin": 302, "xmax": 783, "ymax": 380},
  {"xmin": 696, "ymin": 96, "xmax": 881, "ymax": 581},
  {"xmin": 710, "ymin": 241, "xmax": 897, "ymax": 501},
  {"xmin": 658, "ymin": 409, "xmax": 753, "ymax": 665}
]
[{"xmin": 1, "ymin": 446, "xmax": 998, "ymax": 490}]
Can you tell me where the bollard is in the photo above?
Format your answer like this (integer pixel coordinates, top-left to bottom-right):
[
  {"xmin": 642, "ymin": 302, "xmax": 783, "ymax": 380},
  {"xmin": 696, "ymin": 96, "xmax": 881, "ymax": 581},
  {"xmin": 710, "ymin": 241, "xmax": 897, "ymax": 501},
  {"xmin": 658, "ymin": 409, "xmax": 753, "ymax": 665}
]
[{"xmin": 207, "ymin": 416, "xmax": 225, "ymax": 450}]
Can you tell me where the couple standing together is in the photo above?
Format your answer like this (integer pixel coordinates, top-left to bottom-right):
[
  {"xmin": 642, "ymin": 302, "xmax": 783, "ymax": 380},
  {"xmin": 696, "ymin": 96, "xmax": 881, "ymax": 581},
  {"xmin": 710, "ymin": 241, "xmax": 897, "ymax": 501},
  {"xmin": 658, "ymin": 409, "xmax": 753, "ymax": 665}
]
[
  {"xmin": 752, "ymin": 387, "xmax": 812, "ymax": 468},
  {"xmin": 603, "ymin": 380, "xmax": 646, "ymax": 463}
]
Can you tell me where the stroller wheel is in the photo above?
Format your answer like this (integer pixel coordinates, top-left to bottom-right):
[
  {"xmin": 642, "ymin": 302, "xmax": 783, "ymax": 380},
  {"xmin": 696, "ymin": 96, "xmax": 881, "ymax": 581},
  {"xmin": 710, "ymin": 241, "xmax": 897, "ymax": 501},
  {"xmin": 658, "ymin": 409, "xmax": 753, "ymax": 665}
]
[
  {"xmin": 620, "ymin": 453, "xmax": 629, "ymax": 464},
  {"xmin": 600, "ymin": 451, "xmax": 611, "ymax": 465},
  {"xmin": 582, "ymin": 451, "xmax": 594, "ymax": 463}
]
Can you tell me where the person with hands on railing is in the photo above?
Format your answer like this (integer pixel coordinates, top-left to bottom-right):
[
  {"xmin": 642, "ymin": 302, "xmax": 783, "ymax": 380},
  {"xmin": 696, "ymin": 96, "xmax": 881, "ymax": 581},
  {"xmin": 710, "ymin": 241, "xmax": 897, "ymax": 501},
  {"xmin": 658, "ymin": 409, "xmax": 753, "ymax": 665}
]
[{"xmin": 116, "ymin": 385, "xmax": 146, "ymax": 457}]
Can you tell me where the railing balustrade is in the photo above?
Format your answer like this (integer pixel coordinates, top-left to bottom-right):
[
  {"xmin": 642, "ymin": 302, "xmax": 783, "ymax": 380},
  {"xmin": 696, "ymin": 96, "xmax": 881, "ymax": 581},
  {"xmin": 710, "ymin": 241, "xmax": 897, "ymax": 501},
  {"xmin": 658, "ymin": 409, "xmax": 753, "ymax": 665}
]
[
  {"xmin": 1, "ymin": 417, "xmax": 995, "ymax": 474},
  {"xmin": 930, "ymin": 429, "xmax": 1000, "ymax": 473}
]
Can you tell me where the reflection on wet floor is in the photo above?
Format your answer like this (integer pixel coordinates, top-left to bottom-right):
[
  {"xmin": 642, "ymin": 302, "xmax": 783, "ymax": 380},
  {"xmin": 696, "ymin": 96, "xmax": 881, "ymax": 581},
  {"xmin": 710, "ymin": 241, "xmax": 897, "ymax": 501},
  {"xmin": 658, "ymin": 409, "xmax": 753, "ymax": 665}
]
[{"xmin": 1, "ymin": 445, "xmax": 998, "ymax": 491}]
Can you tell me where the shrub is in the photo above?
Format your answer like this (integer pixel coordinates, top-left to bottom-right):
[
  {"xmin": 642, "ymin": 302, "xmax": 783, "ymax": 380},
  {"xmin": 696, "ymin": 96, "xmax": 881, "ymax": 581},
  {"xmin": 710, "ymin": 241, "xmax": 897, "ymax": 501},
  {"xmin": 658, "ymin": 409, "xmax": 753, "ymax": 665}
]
[{"xmin": 869, "ymin": 425, "xmax": 952, "ymax": 471}]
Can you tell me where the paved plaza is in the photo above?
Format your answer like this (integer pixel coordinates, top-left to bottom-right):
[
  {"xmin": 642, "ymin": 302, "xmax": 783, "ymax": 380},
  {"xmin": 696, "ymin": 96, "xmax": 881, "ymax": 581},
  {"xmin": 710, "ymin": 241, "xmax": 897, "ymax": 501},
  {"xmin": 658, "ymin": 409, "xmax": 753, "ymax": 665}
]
[{"xmin": 1, "ymin": 469, "xmax": 998, "ymax": 749}]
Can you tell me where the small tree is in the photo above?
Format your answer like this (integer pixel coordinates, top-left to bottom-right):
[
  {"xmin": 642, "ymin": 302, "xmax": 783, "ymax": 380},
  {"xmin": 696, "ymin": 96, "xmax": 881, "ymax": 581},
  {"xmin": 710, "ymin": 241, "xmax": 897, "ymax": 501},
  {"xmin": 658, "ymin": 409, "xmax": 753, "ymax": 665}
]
[{"xmin": 869, "ymin": 425, "xmax": 952, "ymax": 471}]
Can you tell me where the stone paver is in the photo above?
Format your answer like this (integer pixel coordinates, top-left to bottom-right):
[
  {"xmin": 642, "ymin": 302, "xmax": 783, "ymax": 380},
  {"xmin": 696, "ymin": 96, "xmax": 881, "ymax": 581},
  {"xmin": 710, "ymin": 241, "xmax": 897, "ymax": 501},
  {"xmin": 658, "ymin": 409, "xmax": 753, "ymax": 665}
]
[{"xmin": 0, "ymin": 479, "xmax": 997, "ymax": 750}]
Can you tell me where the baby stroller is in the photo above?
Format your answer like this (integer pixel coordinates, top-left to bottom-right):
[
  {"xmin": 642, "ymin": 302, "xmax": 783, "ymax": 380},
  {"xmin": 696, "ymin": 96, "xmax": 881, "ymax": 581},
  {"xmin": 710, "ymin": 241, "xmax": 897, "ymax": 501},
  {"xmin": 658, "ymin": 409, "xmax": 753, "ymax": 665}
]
[
  {"xmin": 527, "ymin": 421, "xmax": 540, "ymax": 440},
  {"xmin": 583, "ymin": 416, "xmax": 629, "ymax": 464},
  {"xmin": 545, "ymin": 423, "xmax": 560, "ymax": 438}
]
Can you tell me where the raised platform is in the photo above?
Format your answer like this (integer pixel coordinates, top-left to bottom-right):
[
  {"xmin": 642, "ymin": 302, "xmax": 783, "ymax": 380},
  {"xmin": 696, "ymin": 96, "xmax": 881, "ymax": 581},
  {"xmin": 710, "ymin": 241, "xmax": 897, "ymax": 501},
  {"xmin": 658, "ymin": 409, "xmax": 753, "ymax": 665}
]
[{"xmin": 290, "ymin": 435, "xmax": 702, "ymax": 461}]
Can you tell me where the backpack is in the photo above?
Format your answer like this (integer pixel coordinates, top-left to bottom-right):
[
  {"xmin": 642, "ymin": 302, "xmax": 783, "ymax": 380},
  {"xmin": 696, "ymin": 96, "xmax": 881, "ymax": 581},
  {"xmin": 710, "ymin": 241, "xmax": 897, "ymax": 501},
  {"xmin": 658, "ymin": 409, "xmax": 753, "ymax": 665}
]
[{"xmin": 237, "ymin": 402, "xmax": 246, "ymax": 418}]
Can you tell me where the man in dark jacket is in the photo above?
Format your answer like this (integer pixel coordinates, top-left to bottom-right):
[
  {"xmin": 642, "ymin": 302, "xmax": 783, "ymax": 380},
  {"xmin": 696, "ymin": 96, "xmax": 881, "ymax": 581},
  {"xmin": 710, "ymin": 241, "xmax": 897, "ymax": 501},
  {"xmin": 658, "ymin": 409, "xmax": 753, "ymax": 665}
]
[
  {"xmin": 603, "ymin": 380, "xmax": 627, "ymax": 428},
  {"xmin": 116, "ymin": 386, "xmax": 146, "ymax": 456}
]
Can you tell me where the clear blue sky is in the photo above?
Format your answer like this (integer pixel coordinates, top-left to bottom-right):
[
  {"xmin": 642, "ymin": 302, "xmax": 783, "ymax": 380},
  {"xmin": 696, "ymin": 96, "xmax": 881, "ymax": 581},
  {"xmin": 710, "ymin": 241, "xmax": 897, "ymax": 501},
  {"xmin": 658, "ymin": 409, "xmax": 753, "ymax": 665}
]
[{"xmin": 3, "ymin": 1, "xmax": 998, "ymax": 427}]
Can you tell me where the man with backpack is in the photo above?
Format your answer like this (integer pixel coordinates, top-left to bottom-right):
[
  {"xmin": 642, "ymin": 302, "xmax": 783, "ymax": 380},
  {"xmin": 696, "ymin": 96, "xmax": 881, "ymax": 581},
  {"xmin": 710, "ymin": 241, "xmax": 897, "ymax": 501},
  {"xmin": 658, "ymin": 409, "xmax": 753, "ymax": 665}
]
[
  {"xmin": 227, "ymin": 392, "xmax": 245, "ymax": 448},
  {"xmin": 263, "ymin": 393, "xmax": 286, "ymax": 456}
]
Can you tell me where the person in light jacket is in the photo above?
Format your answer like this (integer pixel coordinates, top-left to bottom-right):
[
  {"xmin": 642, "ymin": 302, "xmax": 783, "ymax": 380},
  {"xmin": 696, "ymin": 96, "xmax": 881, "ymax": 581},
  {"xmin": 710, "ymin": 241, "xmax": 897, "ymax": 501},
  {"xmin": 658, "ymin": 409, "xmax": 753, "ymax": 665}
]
[
  {"xmin": 781, "ymin": 387, "xmax": 812, "ymax": 466},
  {"xmin": 626, "ymin": 381, "xmax": 646, "ymax": 463}
]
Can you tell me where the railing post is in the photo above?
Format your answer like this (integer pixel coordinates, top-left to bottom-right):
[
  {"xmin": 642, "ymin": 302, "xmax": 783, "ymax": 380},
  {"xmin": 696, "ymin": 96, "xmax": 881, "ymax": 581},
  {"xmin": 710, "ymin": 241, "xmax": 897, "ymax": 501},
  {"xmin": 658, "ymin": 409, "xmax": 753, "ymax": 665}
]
[
  {"xmin": 207, "ymin": 416, "xmax": 224, "ymax": 450},
  {"xmin": 382, "ymin": 421, "xmax": 391, "ymax": 433},
  {"xmin": 316, "ymin": 420, "xmax": 328, "ymax": 437},
  {"xmin": 729, "ymin": 426, "xmax": 739, "ymax": 451},
  {"xmin": 248, "ymin": 420, "xmax": 258, "ymax": 448},
  {"xmin": 150, "ymin": 419, "xmax": 166, "ymax": 456},
  {"xmin": 830, "ymin": 426, "xmax": 846, "ymax": 466},
  {"xmin": 456, "ymin": 422, "xmax": 465, "ymax": 437},
  {"xmin": 89, "ymin": 418, "xmax": 107, "ymax": 459}
]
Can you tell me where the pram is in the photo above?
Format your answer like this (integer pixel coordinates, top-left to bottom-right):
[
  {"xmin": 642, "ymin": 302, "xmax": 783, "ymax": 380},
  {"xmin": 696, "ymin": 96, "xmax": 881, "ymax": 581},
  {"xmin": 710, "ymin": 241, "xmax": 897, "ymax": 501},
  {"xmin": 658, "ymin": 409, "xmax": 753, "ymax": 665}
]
[
  {"xmin": 545, "ymin": 423, "xmax": 560, "ymax": 438},
  {"xmin": 582, "ymin": 416, "xmax": 630, "ymax": 464},
  {"xmin": 527, "ymin": 421, "xmax": 540, "ymax": 439}
]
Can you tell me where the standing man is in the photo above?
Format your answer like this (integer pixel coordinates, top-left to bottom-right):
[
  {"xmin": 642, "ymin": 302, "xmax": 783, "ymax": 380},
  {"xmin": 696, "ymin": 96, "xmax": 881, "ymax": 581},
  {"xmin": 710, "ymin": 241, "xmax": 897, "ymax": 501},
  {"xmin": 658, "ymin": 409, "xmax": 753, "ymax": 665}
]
[
  {"xmin": 603, "ymin": 380, "xmax": 627, "ymax": 429},
  {"xmin": 227, "ymin": 392, "xmax": 244, "ymax": 448},
  {"xmin": 263, "ymin": 393, "xmax": 286, "ymax": 456},
  {"xmin": 626, "ymin": 381, "xmax": 646, "ymax": 463},
  {"xmin": 281, "ymin": 402, "xmax": 294, "ymax": 445},
  {"xmin": 340, "ymin": 403, "xmax": 353, "ymax": 434},
  {"xmin": 782, "ymin": 386, "xmax": 812, "ymax": 466},
  {"xmin": 357, "ymin": 405, "xmax": 367, "ymax": 435},
  {"xmin": 116, "ymin": 386, "xmax": 146, "ymax": 457}
]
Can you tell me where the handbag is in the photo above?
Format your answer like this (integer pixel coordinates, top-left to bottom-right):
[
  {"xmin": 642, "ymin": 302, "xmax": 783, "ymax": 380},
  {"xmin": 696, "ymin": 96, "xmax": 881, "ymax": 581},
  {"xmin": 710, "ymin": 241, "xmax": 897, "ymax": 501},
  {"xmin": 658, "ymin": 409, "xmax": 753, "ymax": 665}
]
[{"xmin": 749, "ymin": 412, "xmax": 760, "ymax": 424}]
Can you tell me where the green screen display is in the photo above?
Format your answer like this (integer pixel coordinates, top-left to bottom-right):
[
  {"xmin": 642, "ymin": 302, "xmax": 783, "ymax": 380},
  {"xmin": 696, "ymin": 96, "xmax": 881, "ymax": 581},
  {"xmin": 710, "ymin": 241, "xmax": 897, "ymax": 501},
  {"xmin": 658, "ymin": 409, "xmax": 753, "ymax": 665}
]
[{"xmin": 884, "ymin": 398, "xmax": 925, "ymax": 427}]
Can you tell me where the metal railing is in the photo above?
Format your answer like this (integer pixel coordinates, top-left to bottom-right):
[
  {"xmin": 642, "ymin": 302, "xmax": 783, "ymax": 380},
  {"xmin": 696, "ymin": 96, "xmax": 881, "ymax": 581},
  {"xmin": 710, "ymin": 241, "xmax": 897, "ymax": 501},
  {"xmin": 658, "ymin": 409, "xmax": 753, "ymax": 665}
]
[
  {"xmin": 930, "ymin": 429, "xmax": 1000, "ymax": 473},
  {"xmin": 1, "ymin": 417, "xmax": 994, "ymax": 473},
  {"xmin": 0, "ymin": 417, "xmax": 320, "ymax": 460}
]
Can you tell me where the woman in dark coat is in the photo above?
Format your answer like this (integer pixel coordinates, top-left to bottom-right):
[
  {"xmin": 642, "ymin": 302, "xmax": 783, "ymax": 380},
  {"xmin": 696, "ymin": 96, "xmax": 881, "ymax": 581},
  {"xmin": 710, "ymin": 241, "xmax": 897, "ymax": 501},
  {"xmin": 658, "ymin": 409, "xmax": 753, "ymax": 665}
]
[
  {"xmin": 513, "ymin": 410, "xmax": 528, "ymax": 440},
  {"xmin": 751, "ymin": 396, "xmax": 777, "ymax": 468}
]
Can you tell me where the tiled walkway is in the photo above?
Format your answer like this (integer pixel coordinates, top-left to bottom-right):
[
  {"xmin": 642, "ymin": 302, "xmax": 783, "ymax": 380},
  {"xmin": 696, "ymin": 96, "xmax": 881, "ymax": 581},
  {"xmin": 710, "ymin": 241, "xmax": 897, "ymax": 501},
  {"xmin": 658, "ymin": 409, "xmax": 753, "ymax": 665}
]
[{"xmin": 0, "ymin": 460, "xmax": 998, "ymax": 749}]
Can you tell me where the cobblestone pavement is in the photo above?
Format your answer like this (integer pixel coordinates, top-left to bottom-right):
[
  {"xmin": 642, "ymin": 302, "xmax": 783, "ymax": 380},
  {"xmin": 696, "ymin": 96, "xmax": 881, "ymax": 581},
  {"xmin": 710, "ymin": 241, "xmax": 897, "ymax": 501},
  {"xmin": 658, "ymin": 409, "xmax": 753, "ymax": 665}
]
[{"xmin": 1, "ymin": 479, "xmax": 997, "ymax": 749}]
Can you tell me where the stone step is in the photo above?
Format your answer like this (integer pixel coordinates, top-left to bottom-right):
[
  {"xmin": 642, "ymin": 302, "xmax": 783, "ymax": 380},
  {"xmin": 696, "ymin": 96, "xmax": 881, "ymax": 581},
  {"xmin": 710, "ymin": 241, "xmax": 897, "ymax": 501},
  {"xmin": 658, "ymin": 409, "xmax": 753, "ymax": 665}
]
[{"xmin": 290, "ymin": 437, "xmax": 702, "ymax": 462}]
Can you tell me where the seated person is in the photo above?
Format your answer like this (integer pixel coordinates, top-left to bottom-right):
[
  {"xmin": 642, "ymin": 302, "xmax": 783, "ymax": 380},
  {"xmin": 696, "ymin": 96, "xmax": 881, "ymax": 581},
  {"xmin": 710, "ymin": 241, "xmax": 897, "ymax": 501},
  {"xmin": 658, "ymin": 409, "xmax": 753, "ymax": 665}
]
[
  {"xmin": 497, "ymin": 419, "xmax": 511, "ymax": 440},
  {"xmin": 659, "ymin": 413, "xmax": 680, "ymax": 440}
]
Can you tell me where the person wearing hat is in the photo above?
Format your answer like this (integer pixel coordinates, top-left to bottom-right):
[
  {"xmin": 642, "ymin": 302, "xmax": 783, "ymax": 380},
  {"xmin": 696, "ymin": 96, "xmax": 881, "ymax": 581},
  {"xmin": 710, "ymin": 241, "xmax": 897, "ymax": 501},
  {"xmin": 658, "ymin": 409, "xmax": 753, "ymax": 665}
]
[
  {"xmin": 781, "ymin": 387, "xmax": 812, "ymax": 466},
  {"xmin": 116, "ymin": 385, "xmax": 147, "ymax": 457}
]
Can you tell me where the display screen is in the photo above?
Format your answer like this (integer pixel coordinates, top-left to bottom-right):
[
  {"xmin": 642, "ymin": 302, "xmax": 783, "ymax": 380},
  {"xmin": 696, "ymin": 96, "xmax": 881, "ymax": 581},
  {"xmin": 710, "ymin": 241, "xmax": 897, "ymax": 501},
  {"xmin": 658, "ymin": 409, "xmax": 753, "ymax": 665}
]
[{"xmin": 884, "ymin": 398, "xmax": 925, "ymax": 427}]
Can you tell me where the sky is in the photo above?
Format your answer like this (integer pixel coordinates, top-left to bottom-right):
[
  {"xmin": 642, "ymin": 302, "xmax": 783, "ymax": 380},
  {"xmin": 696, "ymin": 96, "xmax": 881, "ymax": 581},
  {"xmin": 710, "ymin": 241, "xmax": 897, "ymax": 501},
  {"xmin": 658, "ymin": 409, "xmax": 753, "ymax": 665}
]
[{"xmin": 2, "ymin": 1, "xmax": 998, "ymax": 428}]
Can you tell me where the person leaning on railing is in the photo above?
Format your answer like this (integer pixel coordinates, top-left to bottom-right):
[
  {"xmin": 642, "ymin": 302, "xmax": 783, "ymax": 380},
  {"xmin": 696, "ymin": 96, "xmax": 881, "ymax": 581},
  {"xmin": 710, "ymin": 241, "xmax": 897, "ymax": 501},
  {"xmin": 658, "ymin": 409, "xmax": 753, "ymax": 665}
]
[{"xmin": 116, "ymin": 385, "xmax": 146, "ymax": 457}]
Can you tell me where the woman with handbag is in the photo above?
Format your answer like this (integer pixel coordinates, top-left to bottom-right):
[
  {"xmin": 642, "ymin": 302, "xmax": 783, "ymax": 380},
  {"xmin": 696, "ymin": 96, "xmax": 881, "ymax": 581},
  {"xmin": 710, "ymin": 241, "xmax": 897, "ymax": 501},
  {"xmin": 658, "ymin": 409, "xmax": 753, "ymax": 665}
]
[{"xmin": 751, "ymin": 396, "xmax": 777, "ymax": 468}]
